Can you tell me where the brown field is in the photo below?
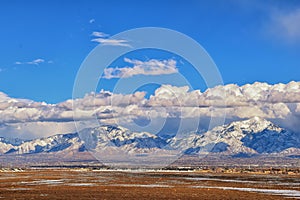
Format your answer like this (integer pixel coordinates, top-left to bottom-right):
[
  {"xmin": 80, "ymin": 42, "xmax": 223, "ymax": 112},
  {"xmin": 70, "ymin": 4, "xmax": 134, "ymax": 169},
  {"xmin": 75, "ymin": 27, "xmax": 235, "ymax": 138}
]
[{"xmin": 1, "ymin": 169, "xmax": 300, "ymax": 199}]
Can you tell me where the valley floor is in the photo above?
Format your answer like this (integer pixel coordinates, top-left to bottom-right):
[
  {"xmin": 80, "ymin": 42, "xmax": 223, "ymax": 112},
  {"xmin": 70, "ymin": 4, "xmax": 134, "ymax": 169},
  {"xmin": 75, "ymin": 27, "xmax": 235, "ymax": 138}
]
[{"xmin": 0, "ymin": 169, "xmax": 300, "ymax": 199}]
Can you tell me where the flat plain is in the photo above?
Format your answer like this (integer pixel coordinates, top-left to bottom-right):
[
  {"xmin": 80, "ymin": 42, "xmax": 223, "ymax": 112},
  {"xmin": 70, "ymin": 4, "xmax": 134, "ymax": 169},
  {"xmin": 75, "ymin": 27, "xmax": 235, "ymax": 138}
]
[{"xmin": 1, "ymin": 169, "xmax": 300, "ymax": 199}]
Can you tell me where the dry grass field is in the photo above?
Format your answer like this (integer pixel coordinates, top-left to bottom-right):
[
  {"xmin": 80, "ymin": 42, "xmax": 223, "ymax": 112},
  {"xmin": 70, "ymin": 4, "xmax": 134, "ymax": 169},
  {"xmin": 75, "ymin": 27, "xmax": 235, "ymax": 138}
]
[{"xmin": 1, "ymin": 169, "xmax": 300, "ymax": 199}]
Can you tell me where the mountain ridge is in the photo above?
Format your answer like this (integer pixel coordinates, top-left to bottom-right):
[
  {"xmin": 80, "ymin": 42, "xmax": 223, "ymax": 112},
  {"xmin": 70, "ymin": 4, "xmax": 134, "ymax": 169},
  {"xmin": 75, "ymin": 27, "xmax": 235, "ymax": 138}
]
[{"xmin": 0, "ymin": 117, "xmax": 299, "ymax": 158}]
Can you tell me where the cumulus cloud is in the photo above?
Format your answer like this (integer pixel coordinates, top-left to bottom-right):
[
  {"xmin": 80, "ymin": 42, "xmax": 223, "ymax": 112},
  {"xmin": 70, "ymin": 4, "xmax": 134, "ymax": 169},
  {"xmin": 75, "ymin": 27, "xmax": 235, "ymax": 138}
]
[
  {"xmin": 1, "ymin": 81, "xmax": 300, "ymax": 138},
  {"xmin": 103, "ymin": 58, "xmax": 178, "ymax": 79}
]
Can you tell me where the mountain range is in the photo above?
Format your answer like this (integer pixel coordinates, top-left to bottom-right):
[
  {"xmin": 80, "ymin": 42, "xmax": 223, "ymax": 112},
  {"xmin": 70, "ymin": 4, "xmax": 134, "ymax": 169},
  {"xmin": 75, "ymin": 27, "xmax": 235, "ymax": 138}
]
[{"xmin": 1, "ymin": 117, "xmax": 299, "ymax": 159}]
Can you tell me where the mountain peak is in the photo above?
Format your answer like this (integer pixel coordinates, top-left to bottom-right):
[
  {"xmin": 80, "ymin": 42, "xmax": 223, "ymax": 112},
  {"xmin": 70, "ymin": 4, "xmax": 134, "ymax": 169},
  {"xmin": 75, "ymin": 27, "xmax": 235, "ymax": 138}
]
[
  {"xmin": 227, "ymin": 117, "xmax": 281, "ymax": 134},
  {"xmin": 245, "ymin": 116, "xmax": 272, "ymax": 126}
]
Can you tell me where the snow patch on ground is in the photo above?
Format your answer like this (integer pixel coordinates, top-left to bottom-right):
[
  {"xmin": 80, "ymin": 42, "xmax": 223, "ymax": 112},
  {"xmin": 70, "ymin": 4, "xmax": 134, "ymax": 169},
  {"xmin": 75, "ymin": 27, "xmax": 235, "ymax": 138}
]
[{"xmin": 191, "ymin": 186, "xmax": 300, "ymax": 198}]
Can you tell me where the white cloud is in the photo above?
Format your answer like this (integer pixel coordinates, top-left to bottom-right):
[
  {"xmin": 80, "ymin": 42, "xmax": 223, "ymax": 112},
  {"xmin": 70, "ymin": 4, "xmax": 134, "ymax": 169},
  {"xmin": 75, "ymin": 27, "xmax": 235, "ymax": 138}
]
[
  {"xmin": 91, "ymin": 31, "xmax": 109, "ymax": 37},
  {"xmin": 14, "ymin": 58, "xmax": 53, "ymax": 66},
  {"xmin": 27, "ymin": 58, "xmax": 45, "ymax": 65},
  {"xmin": 1, "ymin": 81, "xmax": 300, "ymax": 138},
  {"xmin": 0, "ymin": 121, "xmax": 78, "ymax": 139},
  {"xmin": 269, "ymin": 8, "xmax": 300, "ymax": 42},
  {"xmin": 91, "ymin": 38, "xmax": 131, "ymax": 47},
  {"xmin": 103, "ymin": 58, "xmax": 178, "ymax": 79},
  {"xmin": 91, "ymin": 31, "xmax": 131, "ymax": 47}
]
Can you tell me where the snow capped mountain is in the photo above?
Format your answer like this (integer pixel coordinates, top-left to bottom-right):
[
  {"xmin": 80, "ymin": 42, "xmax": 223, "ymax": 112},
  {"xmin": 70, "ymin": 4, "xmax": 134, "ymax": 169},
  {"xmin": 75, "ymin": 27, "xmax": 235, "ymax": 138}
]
[
  {"xmin": 216, "ymin": 117, "xmax": 300, "ymax": 154},
  {"xmin": 0, "ymin": 137, "xmax": 28, "ymax": 154},
  {"xmin": 79, "ymin": 125, "xmax": 167, "ymax": 153},
  {"xmin": 0, "ymin": 139, "xmax": 17, "ymax": 154},
  {"xmin": 169, "ymin": 117, "xmax": 300, "ymax": 155},
  {"xmin": 0, "ymin": 118, "xmax": 299, "ymax": 157},
  {"xmin": 2, "ymin": 133, "xmax": 83, "ymax": 155}
]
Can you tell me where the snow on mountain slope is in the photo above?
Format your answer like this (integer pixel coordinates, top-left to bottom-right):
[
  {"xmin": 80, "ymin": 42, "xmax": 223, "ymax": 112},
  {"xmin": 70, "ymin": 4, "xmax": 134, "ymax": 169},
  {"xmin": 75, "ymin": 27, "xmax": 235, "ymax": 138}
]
[
  {"xmin": 3, "ymin": 133, "xmax": 83, "ymax": 155},
  {"xmin": 79, "ymin": 125, "xmax": 167, "ymax": 154},
  {"xmin": 0, "ymin": 139, "xmax": 16, "ymax": 154},
  {"xmin": 0, "ymin": 118, "xmax": 299, "ymax": 156},
  {"xmin": 0, "ymin": 137, "xmax": 26, "ymax": 154},
  {"xmin": 169, "ymin": 117, "xmax": 300, "ymax": 155}
]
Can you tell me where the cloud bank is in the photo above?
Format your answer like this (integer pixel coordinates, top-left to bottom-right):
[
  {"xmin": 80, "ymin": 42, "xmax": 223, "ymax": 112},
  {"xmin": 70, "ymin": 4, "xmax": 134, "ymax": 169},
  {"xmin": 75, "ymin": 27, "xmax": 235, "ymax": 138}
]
[{"xmin": 0, "ymin": 81, "xmax": 299, "ymax": 139}]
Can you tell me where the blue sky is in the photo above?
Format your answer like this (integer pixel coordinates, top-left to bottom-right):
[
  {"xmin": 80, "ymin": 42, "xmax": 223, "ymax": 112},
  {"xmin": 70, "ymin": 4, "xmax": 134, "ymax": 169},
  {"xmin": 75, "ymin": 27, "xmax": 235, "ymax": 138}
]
[{"xmin": 0, "ymin": 0, "xmax": 300, "ymax": 103}]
